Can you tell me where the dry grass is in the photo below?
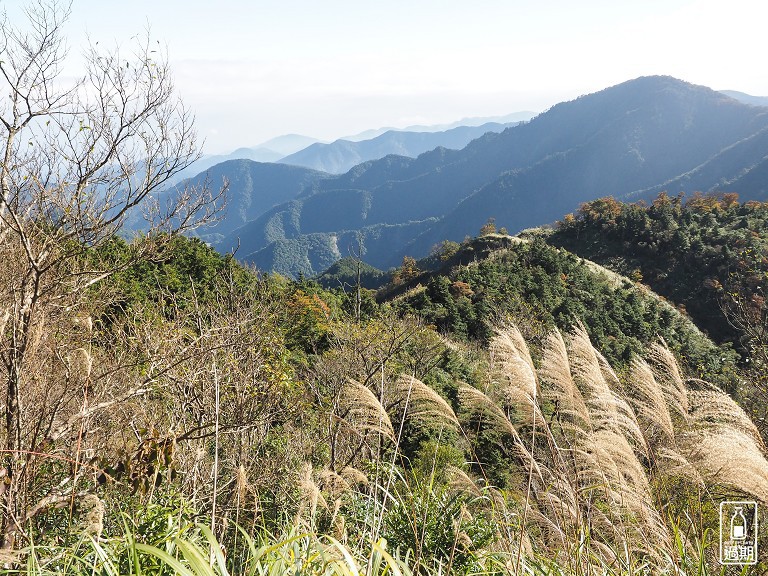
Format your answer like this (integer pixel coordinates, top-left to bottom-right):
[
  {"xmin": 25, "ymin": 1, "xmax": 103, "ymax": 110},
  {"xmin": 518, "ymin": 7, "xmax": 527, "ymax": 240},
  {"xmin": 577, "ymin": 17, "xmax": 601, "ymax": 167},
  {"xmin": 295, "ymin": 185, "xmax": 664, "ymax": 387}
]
[
  {"xmin": 490, "ymin": 325, "xmax": 537, "ymax": 399},
  {"xmin": 686, "ymin": 379, "xmax": 764, "ymax": 443},
  {"xmin": 647, "ymin": 341, "xmax": 689, "ymax": 420},
  {"xmin": 296, "ymin": 462, "xmax": 328, "ymax": 527},
  {"xmin": 489, "ymin": 327, "xmax": 543, "ymax": 430},
  {"xmin": 627, "ymin": 358, "xmax": 676, "ymax": 446},
  {"xmin": 681, "ymin": 378, "xmax": 768, "ymax": 502},
  {"xmin": 391, "ymin": 374, "xmax": 459, "ymax": 429},
  {"xmin": 538, "ymin": 329, "xmax": 592, "ymax": 439},
  {"xmin": 289, "ymin": 324, "xmax": 768, "ymax": 573},
  {"xmin": 316, "ymin": 468, "xmax": 352, "ymax": 499},
  {"xmin": 682, "ymin": 427, "xmax": 768, "ymax": 502},
  {"xmin": 566, "ymin": 327, "xmax": 647, "ymax": 456},
  {"xmin": 458, "ymin": 383, "xmax": 518, "ymax": 439},
  {"xmin": 338, "ymin": 378, "xmax": 395, "ymax": 442},
  {"xmin": 481, "ymin": 326, "xmax": 683, "ymax": 568},
  {"xmin": 457, "ymin": 383, "xmax": 539, "ymax": 474},
  {"xmin": 445, "ymin": 465, "xmax": 484, "ymax": 497}
]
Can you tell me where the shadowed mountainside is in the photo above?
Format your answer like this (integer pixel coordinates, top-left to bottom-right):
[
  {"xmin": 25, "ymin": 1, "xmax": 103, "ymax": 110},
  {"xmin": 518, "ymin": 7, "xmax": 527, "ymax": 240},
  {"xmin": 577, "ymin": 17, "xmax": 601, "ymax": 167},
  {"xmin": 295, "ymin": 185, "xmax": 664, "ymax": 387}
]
[{"xmin": 213, "ymin": 77, "xmax": 768, "ymax": 276}]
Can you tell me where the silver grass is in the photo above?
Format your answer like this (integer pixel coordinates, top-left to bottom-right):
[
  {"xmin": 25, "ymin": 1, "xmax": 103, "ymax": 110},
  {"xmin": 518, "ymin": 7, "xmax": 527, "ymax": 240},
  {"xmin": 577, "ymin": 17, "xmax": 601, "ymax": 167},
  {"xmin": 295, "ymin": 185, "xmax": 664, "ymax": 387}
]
[
  {"xmin": 316, "ymin": 468, "xmax": 351, "ymax": 499},
  {"xmin": 339, "ymin": 466, "xmax": 368, "ymax": 487},
  {"xmin": 458, "ymin": 322, "xmax": 768, "ymax": 566},
  {"xmin": 681, "ymin": 379, "xmax": 768, "ymax": 502},
  {"xmin": 79, "ymin": 494, "xmax": 104, "ymax": 538},
  {"xmin": 391, "ymin": 374, "xmax": 459, "ymax": 429},
  {"xmin": 458, "ymin": 384, "xmax": 523, "ymax": 442},
  {"xmin": 538, "ymin": 329, "xmax": 592, "ymax": 436},
  {"xmin": 536, "ymin": 485, "xmax": 581, "ymax": 533},
  {"xmin": 296, "ymin": 462, "xmax": 329, "ymax": 527},
  {"xmin": 499, "ymin": 384, "xmax": 545, "ymax": 430},
  {"xmin": 236, "ymin": 464, "xmax": 251, "ymax": 503},
  {"xmin": 595, "ymin": 351, "xmax": 622, "ymax": 392},
  {"xmin": 686, "ymin": 379, "xmax": 764, "ymax": 445},
  {"xmin": 681, "ymin": 427, "xmax": 768, "ymax": 502},
  {"xmin": 457, "ymin": 383, "xmax": 545, "ymax": 482},
  {"xmin": 527, "ymin": 507, "xmax": 568, "ymax": 547},
  {"xmin": 446, "ymin": 465, "xmax": 484, "ymax": 497},
  {"xmin": 565, "ymin": 328, "xmax": 669, "ymax": 558},
  {"xmin": 338, "ymin": 378, "xmax": 395, "ymax": 442},
  {"xmin": 567, "ymin": 327, "xmax": 647, "ymax": 456},
  {"xmin": 647, "ymin": 341, "xmax": 689, "ymax": 419},
  {"xmin": 627, "ymin": 357, "xmax": 675, "ymax": 446},
  {"xmin": 490, "ymin": 325, "xmax": 537, "ymax": 399},
  {"xmin": 73, "ymin": 315, "xmax": 93, "ymax": 334},
  {"xmin": 654, "ymin": 447, "xmax": 705, "ymax": 487}
]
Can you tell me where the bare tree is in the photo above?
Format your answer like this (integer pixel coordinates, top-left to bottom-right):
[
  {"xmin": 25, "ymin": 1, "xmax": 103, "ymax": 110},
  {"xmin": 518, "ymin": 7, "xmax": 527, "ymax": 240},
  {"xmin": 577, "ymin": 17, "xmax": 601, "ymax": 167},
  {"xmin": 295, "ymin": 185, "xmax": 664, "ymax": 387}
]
[
  {"xmin": 721, "ymin": 268, "xmax": 768, "ymax": 435},
  {"xmin": 0, "ymin": 0, "xmax": 224, "ymax": 548}
]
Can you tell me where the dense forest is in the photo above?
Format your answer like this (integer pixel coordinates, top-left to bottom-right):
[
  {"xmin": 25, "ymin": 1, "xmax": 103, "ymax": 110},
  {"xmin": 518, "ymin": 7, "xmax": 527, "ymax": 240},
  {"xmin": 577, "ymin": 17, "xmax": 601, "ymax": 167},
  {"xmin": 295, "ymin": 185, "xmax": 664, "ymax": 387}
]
[
  {"xmin": 1, "ymin": 4, "xmax": 767, "ymax": 575},
  {"xmin": 548, "ymin": 193, "xmax": 768, "ymax": 433}
]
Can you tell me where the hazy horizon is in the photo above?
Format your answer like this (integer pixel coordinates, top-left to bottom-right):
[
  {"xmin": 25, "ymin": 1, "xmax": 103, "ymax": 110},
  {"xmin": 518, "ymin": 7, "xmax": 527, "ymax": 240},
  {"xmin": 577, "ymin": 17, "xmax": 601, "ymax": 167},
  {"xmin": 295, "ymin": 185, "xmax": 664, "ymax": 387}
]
[{"xmin": 15, "ymin": 0, "xmax": 767, "ymax": 154}]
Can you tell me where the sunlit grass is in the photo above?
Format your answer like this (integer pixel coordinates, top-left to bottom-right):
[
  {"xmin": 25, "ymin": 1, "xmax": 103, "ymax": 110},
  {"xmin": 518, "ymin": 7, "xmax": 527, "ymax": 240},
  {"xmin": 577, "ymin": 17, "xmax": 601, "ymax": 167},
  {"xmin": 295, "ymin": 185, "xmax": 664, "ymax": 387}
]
[{"xmin": 7, "ymin": 514, "xmax": 737, "ymax": 576}]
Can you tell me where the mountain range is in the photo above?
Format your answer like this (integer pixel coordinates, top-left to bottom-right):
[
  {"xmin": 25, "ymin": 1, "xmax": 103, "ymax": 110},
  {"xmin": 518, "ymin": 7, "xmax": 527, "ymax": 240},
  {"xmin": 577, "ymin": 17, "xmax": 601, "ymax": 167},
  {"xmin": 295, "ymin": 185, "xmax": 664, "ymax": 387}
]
[
  {"xmin": 167, "ymin": 115, "xmax": 534, "ymax": 187},
  {"xmin": 176, "ymin": 76, "xmax": 768, "ymax": 277},
  {"xmin": 278, "ymin": 122, "xmax": 520, "ymax": 174},
  {"xmin": 339, "ymin": 110, "xmax": 535, "ymax": 141},
  {"xmin": 162, "ymin": 135, "xmax": 321, "ymax": 187}
]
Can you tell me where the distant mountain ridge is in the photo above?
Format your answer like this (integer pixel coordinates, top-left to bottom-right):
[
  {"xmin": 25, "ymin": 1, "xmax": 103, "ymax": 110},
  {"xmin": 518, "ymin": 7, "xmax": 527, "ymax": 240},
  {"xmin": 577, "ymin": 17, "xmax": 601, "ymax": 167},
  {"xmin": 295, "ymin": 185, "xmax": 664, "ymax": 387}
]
[
  {"xmin": 165, "ymin": 136, "xmax": 320, "ymax": 187},
  {"xmin": 342, "ymin": 110, "xmax": 535, "ymax": 141},
  {"xmin": 180, "ymin": 160, "xmax": 330, "ymax": 244},
  {"xmin": 257, "ymin": 134, "xmax": 323, "ymax": 156},
  {"xmin": 205, "ymin": 76, "xmax": 768, "ymax": 277},
  {"xmin": 405, "ymin": 77, "xmax": 768, "ymax": 256},
  {"xmin": 278, "ymin": 122, "xmax": 519, "ymax": 174},
  {"xmin": 168, "ymin": 115, "xmax": 531, "ymax": 201},
  {"xmin": 719, "ymin": 90, "xmax": 768, "ymax": 107}
]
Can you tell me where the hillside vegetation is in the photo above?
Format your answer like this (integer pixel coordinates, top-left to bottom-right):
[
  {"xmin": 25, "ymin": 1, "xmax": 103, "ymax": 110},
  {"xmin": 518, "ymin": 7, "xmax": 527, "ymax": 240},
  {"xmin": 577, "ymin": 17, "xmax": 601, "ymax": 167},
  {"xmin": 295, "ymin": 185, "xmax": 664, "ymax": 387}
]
[
  {"xmin": 549, "ymin": 193, "xmax": 767, "ymax": 345},
  {"xmin": 386, "ymin": 235, "xmax": 738, "ymax": 387},
  {"xmin": 7, "ymin": 233, "xmax": 767, "ymax": 574},
  {"xmin": 548, "ymin": 192, "xmax": 768, "ymax": 432}
]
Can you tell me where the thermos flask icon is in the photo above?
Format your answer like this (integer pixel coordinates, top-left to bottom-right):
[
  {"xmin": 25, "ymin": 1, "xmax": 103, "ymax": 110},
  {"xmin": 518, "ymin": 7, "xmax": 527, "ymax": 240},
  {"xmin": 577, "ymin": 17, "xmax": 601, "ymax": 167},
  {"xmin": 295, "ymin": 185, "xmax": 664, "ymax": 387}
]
[{"xmin": 731, "ymin": 507, "xmax": 747, "ymax": 540}]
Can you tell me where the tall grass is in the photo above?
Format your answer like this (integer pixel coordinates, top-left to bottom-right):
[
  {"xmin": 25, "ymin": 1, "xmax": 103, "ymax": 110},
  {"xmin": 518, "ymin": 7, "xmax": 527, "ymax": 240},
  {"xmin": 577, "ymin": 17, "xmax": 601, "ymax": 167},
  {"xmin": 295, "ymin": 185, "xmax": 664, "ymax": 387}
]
[
  {"xmin": 12, "ymin": 518, "xmax": 743, "ymax": 576},
  {"xmin": 9, "ymin": 325, "xmax": 767, "ymax": 575},
  {"xmin": 444, "ymin": 326, "xmax": 767, "ymax": 573},
  {"xmin": 12, "ymin": 523, "xmax": 417, "ymax": 576},
  {"xmin": 260, "ymin": 325, "xmax": 766, "ymax": 573}
]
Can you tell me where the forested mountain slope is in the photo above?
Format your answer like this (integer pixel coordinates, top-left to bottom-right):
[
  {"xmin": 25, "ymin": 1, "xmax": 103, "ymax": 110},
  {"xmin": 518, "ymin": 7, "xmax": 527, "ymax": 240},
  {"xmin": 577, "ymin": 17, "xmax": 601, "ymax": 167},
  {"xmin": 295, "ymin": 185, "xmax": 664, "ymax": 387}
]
[
  {"xmin": 547, "ymin": 193, "xmax": 768, "ymax": 348},
  {"xmin": 174, "ymin": 160, "xmax": 330, "ymax": 243},
  {"xmin": 214, "ymin": 76, "xmax": 768, "ymax": 276}
]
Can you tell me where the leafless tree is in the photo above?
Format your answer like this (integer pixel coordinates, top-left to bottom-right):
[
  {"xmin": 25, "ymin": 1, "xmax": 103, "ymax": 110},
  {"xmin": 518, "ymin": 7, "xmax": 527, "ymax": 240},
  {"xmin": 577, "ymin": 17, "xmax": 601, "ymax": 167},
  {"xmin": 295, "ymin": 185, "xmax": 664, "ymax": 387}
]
[
  {"xmin": 721, "ymin": 269, "xmax": 768, "ymax": 435},
  {"xmin": 0, "ymin": 0, "xmax": 225, "ymax": 548}
]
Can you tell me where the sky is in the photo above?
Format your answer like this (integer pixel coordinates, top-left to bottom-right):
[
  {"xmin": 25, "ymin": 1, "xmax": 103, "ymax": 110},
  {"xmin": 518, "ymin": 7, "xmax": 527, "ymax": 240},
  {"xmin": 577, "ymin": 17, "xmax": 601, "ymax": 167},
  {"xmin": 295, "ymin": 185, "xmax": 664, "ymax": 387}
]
[{"xmin": 12, "ymin": 0, "xmax": 768, "ymax": 154}]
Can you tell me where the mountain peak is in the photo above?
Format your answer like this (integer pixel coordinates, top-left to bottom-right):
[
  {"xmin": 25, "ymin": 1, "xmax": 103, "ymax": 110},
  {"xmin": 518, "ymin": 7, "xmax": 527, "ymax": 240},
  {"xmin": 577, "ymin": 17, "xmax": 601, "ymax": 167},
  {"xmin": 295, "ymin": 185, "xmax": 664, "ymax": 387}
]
[{"xmin": 570, "ymin": 75, "xmax": 729, "ymax": 108}]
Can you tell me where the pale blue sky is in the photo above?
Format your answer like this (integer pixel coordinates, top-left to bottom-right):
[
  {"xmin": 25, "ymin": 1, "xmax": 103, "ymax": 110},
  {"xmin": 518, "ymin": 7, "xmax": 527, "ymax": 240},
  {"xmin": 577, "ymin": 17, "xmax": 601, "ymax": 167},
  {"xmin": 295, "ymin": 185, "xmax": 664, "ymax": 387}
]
[{"xmin": 12, "ymin": 0, "xmax": 767, "ymax": 153}]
